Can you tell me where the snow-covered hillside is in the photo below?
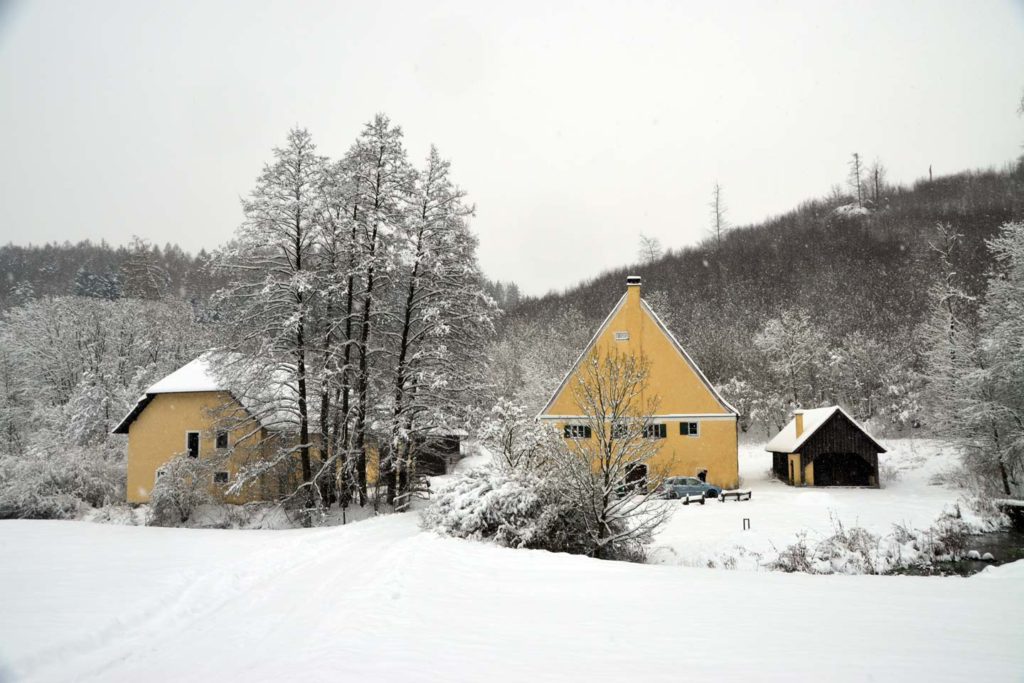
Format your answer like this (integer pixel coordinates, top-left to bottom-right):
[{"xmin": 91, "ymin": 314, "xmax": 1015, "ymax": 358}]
[{"xmin": 2, "ymin": 500, "xmax": 1023, "ymax": 681}]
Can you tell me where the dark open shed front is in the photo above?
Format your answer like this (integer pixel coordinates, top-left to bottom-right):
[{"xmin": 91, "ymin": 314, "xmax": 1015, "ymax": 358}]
[
  {"xmin": 801, "ymin": 411, "xmax": 881, "ymax": 487},
  {"xmin": 409, "ymin": 433, "xmax": 465, "ymax": 476},
  {"xmin": 771, "ymin": 409, "xmax": 884, "ymax": 488}
]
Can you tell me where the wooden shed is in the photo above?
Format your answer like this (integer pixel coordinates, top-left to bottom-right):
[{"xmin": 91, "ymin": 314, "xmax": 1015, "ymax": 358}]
[
  {"xmin": 410, "ymin": 428, "xmax": 468, "ymax": 476},
  {"xmin": 766, "ymin": 406, "xmax": 885, "ymax": 488}
]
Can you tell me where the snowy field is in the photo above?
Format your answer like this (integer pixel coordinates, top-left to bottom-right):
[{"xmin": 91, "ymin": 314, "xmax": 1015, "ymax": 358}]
[
  {"xmin": 2, "ymin": 439, "xmax": 1023, "ymax": 682},
  {"xmin": 653, "ymin": 438, "xmax": 975, "ymax": 568}
]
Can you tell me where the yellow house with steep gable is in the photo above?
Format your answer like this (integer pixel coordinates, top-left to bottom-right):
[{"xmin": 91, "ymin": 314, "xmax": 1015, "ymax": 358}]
[
  {"xmin": 113, "ymin": 355, "xmax": 302, "ymax": 504},
  {"xmin": 538, "ymin": 276, "xmax": 739, "ymax": 489}
]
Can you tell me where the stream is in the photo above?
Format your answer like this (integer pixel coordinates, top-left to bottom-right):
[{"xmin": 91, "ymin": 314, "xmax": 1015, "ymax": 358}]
[{"xmin": 891, "ymin": 528, "xmax": 1024, "ymax": 576}]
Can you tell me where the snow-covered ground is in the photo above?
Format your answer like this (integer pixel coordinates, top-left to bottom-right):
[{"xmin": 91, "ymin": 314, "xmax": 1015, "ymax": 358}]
[
  {"xmin": 652, "ymin": 438, "xmax": 973, "ymax": 568},
  {"xmin": 1, "ymin": 437, "xmax": 1022, "ymax": 682}
]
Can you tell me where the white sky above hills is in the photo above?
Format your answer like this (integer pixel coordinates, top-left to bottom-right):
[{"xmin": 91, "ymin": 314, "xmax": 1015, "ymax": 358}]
[{"xmin": 1, "ymin": 0, "xmax": 1022, "ymax": 295}]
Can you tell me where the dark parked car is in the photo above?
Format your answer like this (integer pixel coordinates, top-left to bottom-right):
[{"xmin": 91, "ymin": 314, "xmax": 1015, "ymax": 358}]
[{"xmin": 659, "ymin": 476, "xmax": 721, "ymax": 500}]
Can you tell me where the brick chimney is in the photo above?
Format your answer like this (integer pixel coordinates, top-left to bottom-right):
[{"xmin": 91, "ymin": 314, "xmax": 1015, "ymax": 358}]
[
  {"xmin": 626, "ymin": 275, "xmax": 641, "ymax": 307},
  {"xmin": 794, "ymin": 409, "xmax": 805, "ymax": 438}
]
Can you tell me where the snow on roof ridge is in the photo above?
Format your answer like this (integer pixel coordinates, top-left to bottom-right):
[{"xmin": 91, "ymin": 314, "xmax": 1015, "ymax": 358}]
[{"xmin": 145, "ymin": 352, "xmax": 222, "ymax": 394}]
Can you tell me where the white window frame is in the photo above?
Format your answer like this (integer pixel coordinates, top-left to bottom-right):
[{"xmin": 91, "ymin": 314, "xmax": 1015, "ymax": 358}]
[
  {"xmin": 185, "ymin": 431, "xmax": 201, "ymax": 458},
  {"xmin": 215, "ymin": 430, "xmax": 229, "ymax": 450},
  {"xmin": 644, "ymin": 423, "xmax": 667, "ymax": 439},
  {"xmin": 564, "ymin": 424, "xmax": 592, "ymax": 439},
  {"xmin": 680, "ymin": 421, "xmax": 700, "ymax": 437},
  {"xmin": 614, "ymin": 331, "xmax": 630, "ymax": 341}
]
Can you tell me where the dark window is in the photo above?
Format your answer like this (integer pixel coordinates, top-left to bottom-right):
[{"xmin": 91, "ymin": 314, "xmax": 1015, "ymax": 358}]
[
  {"xmin": 611, "ymin": 422, "xmax": 629, "ymax": 439},
  {"xmin": 213, "ymin": 471, "xmax": 229, "ymax": 484},
  {"xmin": 186, "ymin": 431, "xmax": 200, "ymax": 458},
  {"xmin": 644, "ymin": 423, "xmax": 667, "ymax": 439},
  {"xmin": 563, "ymin": 424, "xmax": 592, "ymax": 439},
  {"xmin": 216, "ymin": 431, "xmax": 229, "ymax": 449},
  {"xmin": 680, "ymin": 421, "xmax": 699, "ymax": 436}
]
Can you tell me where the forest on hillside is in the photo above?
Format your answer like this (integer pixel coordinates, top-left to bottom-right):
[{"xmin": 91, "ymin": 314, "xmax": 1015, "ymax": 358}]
[
  {"xmin": 491, "ymin": 162, "xmax": 1024, "ymax": 436},
  {"xmin": 0, "ymin": 238, "xmax": 227, "ymax": 311},
  {"xmin": 2, "ymin": 152, "xmax": 1023, "ymax": 522}
]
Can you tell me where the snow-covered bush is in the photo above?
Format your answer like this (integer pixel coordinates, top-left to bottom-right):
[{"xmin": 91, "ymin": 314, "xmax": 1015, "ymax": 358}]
[
  {"xmin": 0, "ymin": 444, "xmax": 124, "ymax": 519},
  {"xmin": 771, "ymin": 524, "xmax": 882, "ymax": 575},
  {"xmin": 422, "ymin": 467, "xmax": 588, "ymax": 554},
  {"xmin": 148, "ymin": 455, "xmax": 215, "ymax": 526},
  {"xmin": 85, "ymin": 502, "xmax": 144, "ymax": 525},
  {"xmin": 770, "ymin": 533, "xmax": 816, "ymax": 573},
  {"xmin": 478, "ymin": 398, "xmax": 559, "ymax": 471},
  {"xmin": 814, "ymin": 521, "xmax": 880, "ymax": 574},
  {"xmin": 768, "ymin": 508, "xmax": 988, "ymax": 575}
]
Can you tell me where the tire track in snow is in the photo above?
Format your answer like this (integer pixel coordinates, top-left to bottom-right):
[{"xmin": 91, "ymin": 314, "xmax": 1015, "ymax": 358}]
[{"xmin": 13, "ymin": 526, "xmax": 350, "ymax": 683}]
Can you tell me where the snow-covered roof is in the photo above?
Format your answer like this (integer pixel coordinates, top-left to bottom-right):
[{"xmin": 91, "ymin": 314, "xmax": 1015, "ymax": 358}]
[
  {"xmin": 427, "ymin": 428, "xmax": 469, "ymax": 438},
  {"xmin": 145, "ymin": 356, "xmax": 222, "ymax": 394},
  {"xmin": 112, "ymin": 352, "xmax": 302, "ymax": 435},
  {"xmin": 765, "ymin": 406, "xmax": 886, "ymax": 454}
]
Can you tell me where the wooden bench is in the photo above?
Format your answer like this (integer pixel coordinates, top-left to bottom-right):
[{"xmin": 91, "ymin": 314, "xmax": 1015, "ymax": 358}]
[
  {"xmin": 719, "ymin": 490, "xmax": 752, "ymax": 502},
  {"xmin": 681, "ymin": 493, "xmax": 707, "ymax": 506}
]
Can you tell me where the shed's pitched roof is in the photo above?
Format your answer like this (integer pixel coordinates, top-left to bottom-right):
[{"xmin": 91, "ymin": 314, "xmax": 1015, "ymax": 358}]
[{"xmin": 765, "ymin": 406, "xmax": 886, "ymax": 454}]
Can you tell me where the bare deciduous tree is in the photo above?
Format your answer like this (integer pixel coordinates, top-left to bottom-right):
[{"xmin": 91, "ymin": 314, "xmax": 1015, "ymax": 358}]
[
  {"xmin": 552, "ymin": 349, "xmax": 670, "ymax": 561},
  {"xmin": 479, "ymin": 398, "xmax": 557, "ymax": 471},
  {"xmin": 868, "ymin": 160, "xmax": 887, "ymax": 203},
  {"xmin": 215, "ymin": 127, "xmax": 327, "ymax": 521},
  {"xmin": 708, "ymin": 182, "xmax": 730, "ymax": 282},
  {"xmin": 849, "ymin": 153, "xmax": 865, "ymax": 208},
  {"xmin": 637, "ymin": 233, "xmax": 663, "ymax": 264}
]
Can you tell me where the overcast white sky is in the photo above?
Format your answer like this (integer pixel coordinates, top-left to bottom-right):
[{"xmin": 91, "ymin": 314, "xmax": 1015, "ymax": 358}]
[{"xmin": 1, "ymin": 1, "xmax": 1022, "ymax": 295}]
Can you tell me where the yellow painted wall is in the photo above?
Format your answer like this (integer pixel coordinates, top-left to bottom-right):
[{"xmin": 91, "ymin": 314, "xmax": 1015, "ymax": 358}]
[
  {"xmin": 788, "ymin": 453, "xmax": 802, "ymax": 486},
  {"xmin": 541, "ymin": 283, "xmax": 739, "ymax": 489},
  {"xmin": 545, "ymin": 285, "xmax": 728, "ymax": 417},
  {"xmin": 552, "ymin": 419, "xmax": 738, "ymax": 489},
  {"xmin": 126, "ymin": 391, "xmax": 295, "ymax": 504}
]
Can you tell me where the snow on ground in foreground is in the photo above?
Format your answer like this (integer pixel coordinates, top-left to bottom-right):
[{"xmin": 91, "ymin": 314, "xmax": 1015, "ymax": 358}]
[
  {"xmin": 2, "ymin": 514, "xmax": 1023, "ymax": 681},
  {"xmin": 652, "ymin": 438, "xmax": 973, "ymax": 568}
]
